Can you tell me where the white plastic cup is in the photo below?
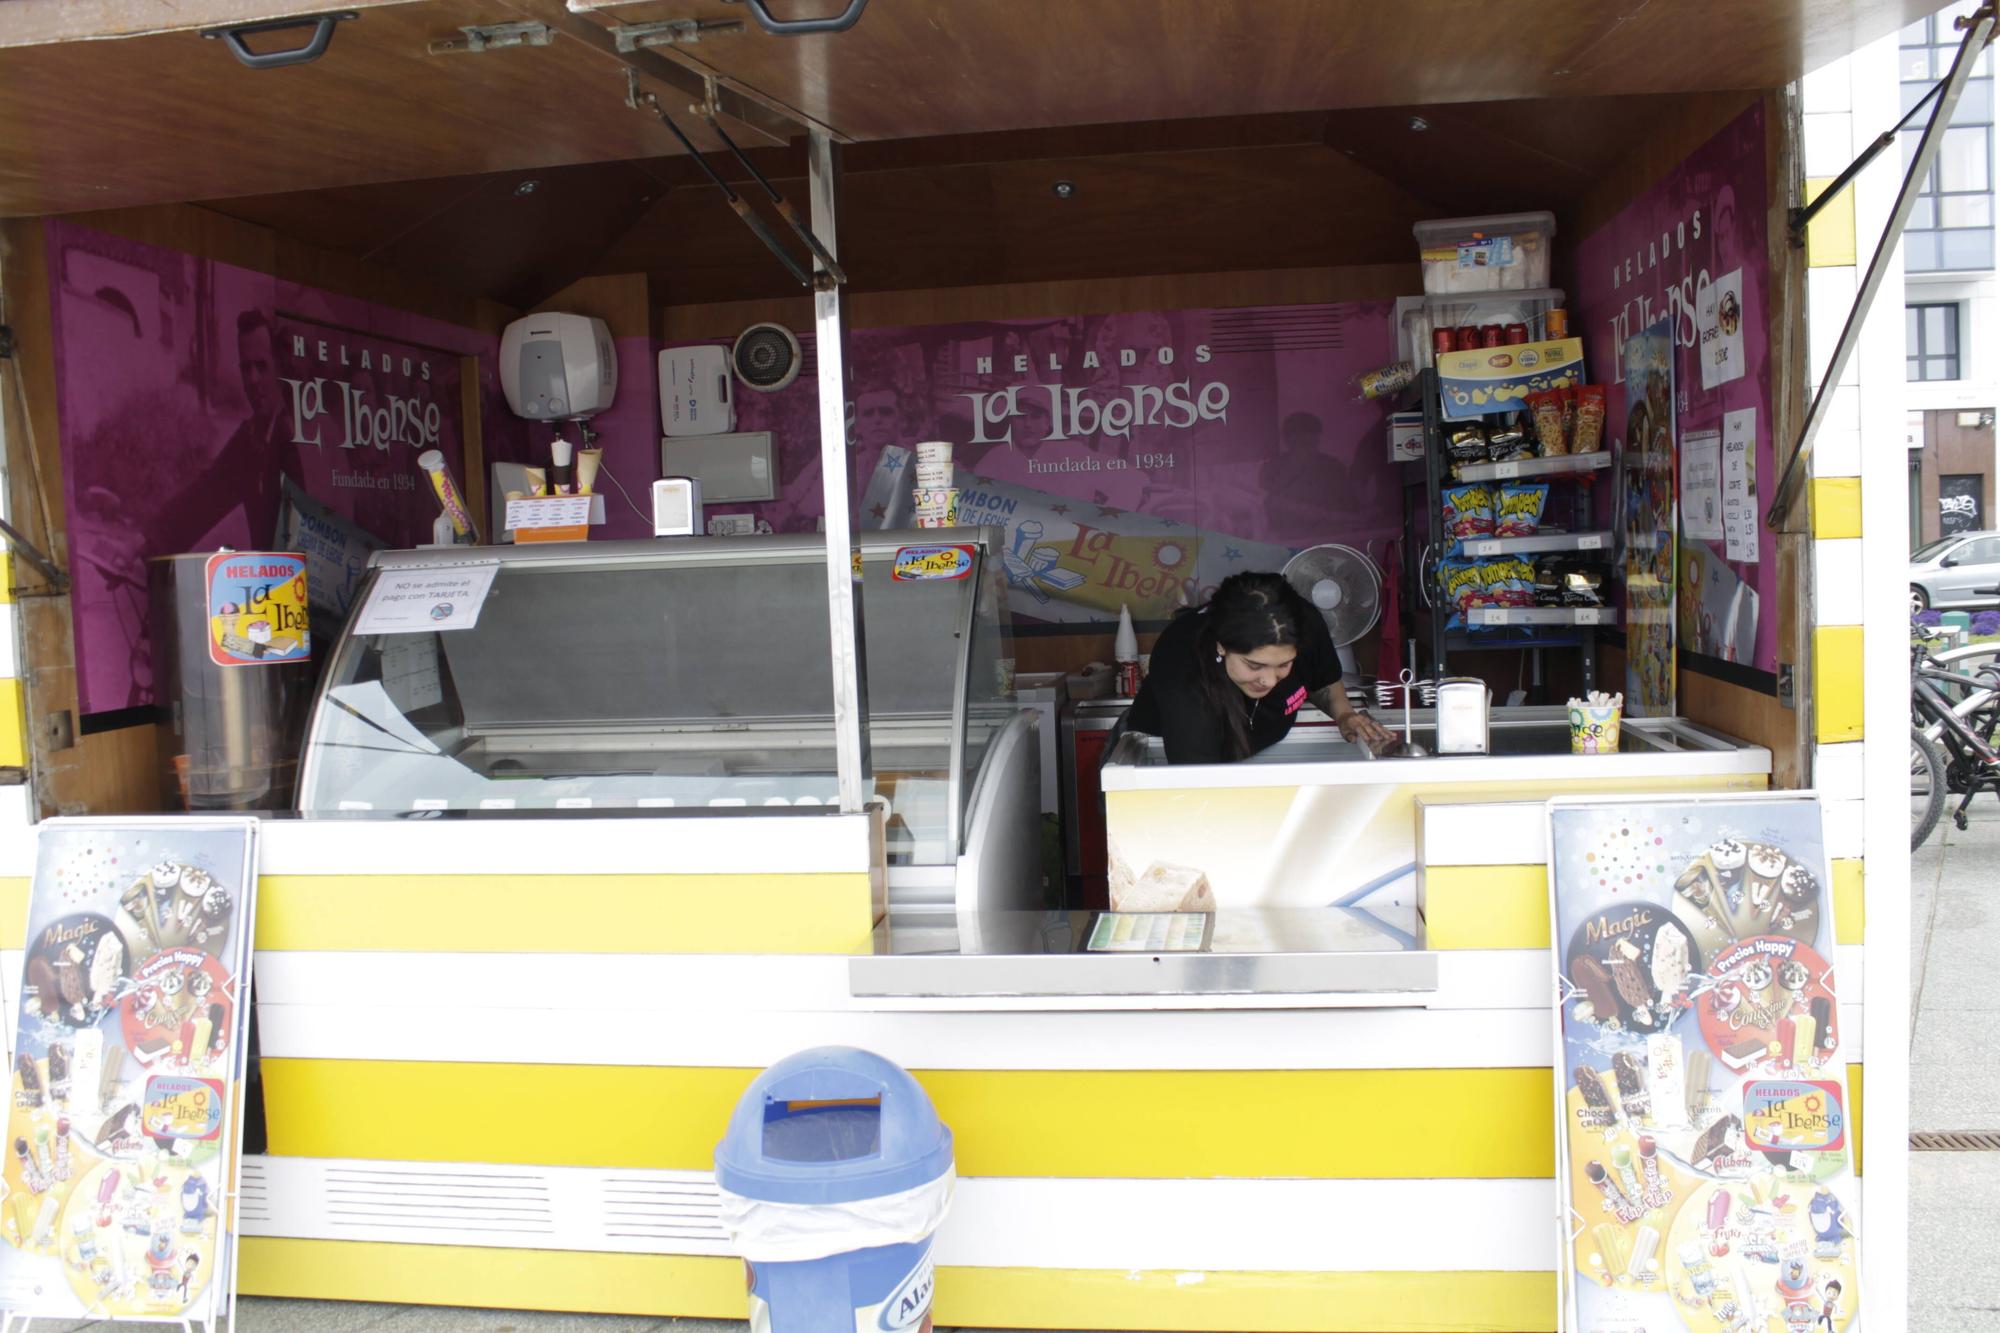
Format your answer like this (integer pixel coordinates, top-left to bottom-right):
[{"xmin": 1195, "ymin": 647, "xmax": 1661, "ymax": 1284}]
[
  {"xmin": 914, "ymin": 461, "xmax": 953, "ymax": 488},
  {"xmin": 914, "ymin": 440, "xmax": 954, "ymax": 467}
]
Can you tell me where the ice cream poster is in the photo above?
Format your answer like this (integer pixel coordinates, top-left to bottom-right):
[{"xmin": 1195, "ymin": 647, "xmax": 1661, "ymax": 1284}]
[
  {"xmin": 0, "ymin": 818, "xmax": 259, "ymax": 1325},
  {"xmin": 203, "ymin": 553, "xmax": 309, "ymax": 667},
  {"xmin": 1548, "ymin": 797, "xmax": 1861, "ymax": 1333}
]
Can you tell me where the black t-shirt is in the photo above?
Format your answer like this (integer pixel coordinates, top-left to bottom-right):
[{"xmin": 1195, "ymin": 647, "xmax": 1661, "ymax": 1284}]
[{"xmin": 1125, "ymin": 606, "xmax": 1338, "ymax": 763}]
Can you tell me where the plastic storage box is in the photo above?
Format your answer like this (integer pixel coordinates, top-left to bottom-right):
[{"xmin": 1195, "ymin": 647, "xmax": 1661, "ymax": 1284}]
[{"xmin": 1415, "ymin": 211, "xmax": 1556, "ymax": 295}]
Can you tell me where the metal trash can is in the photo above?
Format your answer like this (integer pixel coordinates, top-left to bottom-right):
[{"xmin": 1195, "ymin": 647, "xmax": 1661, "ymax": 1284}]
[{"xmin": 715, "ymin": 1046, "xmax": 954, "ymax": 1331}]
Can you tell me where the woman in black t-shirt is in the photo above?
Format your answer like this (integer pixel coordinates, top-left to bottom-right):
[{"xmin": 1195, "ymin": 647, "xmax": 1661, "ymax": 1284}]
[{"xmin": 1125, "ymin": 572, "xmax": 1393, "ymax": 764}]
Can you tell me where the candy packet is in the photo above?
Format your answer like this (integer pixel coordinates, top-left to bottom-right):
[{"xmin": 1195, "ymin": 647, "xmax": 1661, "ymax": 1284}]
[{"xmin": 1353, "ymin": 361, "xmax": 1418, "ymax": 401}]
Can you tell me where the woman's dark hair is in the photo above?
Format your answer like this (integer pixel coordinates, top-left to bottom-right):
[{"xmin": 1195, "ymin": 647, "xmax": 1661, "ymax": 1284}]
[{"xmin": 1188, "ymin": 571, "xmax": 1310, "ymax": 760}]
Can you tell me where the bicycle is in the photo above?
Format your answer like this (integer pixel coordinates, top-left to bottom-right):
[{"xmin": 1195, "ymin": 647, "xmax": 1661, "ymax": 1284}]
[{"xmin": 1910, "ymin": 634, "xmax": 2000, "ymax": 848}]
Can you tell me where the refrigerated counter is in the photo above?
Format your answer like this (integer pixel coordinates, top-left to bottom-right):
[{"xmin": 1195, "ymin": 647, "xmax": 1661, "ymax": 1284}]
[{"xmin": 293, "ymin": 530, "xmax": 1040, "ymax": 915}]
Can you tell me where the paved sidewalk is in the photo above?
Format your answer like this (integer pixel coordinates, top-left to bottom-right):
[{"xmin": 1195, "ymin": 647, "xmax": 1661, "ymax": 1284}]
[{"xmin": 1909, "ymin": 795, "xmax": 2000, "ymax": 1331}]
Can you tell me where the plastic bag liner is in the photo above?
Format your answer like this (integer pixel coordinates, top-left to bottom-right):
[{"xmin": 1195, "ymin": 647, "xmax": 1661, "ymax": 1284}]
[{"xmin": 718, "ymin": 1165, "xmax": 956, "ymax": 1263}]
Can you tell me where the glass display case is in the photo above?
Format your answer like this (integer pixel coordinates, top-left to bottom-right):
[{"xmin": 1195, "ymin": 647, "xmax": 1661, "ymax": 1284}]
[{"xmin": 297, "ymin": 531, "xmax": 1022, "ymax": 872}]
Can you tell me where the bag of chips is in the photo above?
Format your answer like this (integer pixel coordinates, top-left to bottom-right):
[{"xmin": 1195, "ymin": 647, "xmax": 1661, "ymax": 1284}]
[
  {"xmin": 1495, "ymin": 483, "xmax": 1549, "ymax": 537},
  {"xmin": 1574, "ymin": 385, "xmax": 1607, "ymax": 454},
  {"xmin": 1440, "ymin": 556, "xmax": 1536, "ymax": 628},
  {"xmin": 1526, "ymin": 388, "xmax": 1569, "ymax": 456},
  {"xmin": 1443, "ymin": 484, "xmax": 1496, "ymax": 551}
]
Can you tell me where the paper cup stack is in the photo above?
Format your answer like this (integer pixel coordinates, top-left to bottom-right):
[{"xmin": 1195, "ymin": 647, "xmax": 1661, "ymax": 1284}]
[
  {"xmin": 913, "ymin": 441, "xmax": 959, "ymax": 528},
  {"xmin": 1568, "ymin": 690, "xmax": 1624, "ymax": 754}
]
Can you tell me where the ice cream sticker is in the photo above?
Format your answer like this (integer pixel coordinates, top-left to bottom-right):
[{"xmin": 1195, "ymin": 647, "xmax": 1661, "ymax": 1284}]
[
  {"xmin": 204, "ymin": 552, "xmax": 310, "ymax": 667},
  {"xmin": 891, "ymin": 545, "xmax": 975, "ymax": 582}
]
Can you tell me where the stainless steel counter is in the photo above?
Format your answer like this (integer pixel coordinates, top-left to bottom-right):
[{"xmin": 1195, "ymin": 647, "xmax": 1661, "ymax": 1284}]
[{"xmin": 850, "ymin": 906, "xmax": 1434, "ymax": 1001}]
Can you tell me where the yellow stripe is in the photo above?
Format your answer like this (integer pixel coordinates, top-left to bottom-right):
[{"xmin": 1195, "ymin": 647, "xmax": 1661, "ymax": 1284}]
[
  {"xmin": 1425, "ymin": 864, "xmax": 1550, "ymax": 949},
  {"xmin": 1812, "ymin": 477, "xmax": 1862, "ymax": 538},
  {"xmin": 0, "ymin": 680, "xmax": 25, "ymax": 768},
  {"xmin": 0, "ymin": 877, "xmax": 24, "ymax": 949},
  {"xmin": 1833, "ymin": 858, "xmax": 1864, "ymax": 944},
  {"xmin": 255, "ymin": 872, "xmax": 876, "ymax": 954},
  {"xmin": 1803, "ymin": 176, "xmax": 1858, "ymax": 268},
  {"xmin": 1851, "ymin": 1062, "xmax": 1865, "ymax": 1175},
  {"xmin": 1428, "ymin": 861, "xmax": 1865, "ymax": 950},
  {"xmin": 261, "ymin": 1061, "xmax": 1557, "ymax": 1178},
  {"xmin": 0, "ymin": 550, "xmax": 12, "ymax": 603},
  {"xmin": 1814, "ymin": 626, "xmax": 1865, "ymax": 742},
  {"xmin": 939, "ymin": 1265, "xmax": 1551, "ymax": 1330},
  {"xmin": 239, "ymin": 1239, "xmax": 1553, "ymax": 1330}
]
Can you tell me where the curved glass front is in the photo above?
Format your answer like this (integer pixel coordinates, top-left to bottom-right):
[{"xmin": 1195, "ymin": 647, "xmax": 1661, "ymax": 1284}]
[{"xmin": 297, "ymin": 533, "xmax": 1011, "ymax": 865}]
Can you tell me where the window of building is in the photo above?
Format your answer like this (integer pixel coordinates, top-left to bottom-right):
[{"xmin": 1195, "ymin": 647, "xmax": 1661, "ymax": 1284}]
[
  {"xmin": 1901, "ymin": 0, "xmax": 1995, "ymax": 271},
  {"xmin": 1908, "ymin": 303, "xmax": 1963, "ymax": 380}
]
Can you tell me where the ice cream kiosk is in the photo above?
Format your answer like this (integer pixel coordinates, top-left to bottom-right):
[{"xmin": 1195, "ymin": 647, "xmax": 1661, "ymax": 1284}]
[{"xmin": 0, "ymin": 0, "xmax": 1964, "ymax": 1326}]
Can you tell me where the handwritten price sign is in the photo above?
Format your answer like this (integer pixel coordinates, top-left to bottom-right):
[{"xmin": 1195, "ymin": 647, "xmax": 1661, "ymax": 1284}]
[{"xmin": 143, "ymin": 1075, "xmax": 226, "ymax": 1141}]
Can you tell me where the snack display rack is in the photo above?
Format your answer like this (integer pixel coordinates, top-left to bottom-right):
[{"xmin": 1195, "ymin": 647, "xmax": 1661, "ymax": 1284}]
[{"xmin": 1410, "ymin": 367, "xmax": 1606, "ymax": 690}]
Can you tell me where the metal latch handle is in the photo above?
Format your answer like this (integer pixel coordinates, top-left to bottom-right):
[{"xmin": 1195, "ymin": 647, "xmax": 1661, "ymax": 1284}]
[
  {"xmin": 203, "ymin": 11, "xmax": 359, "ymax": 69},
  {"xmin": 741, "ymin": 0, "xmax": 868, "ymax": 36}
]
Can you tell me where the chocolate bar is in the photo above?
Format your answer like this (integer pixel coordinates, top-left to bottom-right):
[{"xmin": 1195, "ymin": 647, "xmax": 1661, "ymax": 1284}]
[{"xmin": 1571, "ymin": 954, "xmax": 1619, "ymax": 1016}]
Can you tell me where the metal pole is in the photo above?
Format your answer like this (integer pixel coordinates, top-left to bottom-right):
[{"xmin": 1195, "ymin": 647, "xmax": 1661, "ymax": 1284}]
[
  {"xmin": 1766, "ymin": 4, "xmax": 1995, "ymax": 529},
  {"xmin": 807, "ymin": 130, "xmax": 871, "ymax": 811}
]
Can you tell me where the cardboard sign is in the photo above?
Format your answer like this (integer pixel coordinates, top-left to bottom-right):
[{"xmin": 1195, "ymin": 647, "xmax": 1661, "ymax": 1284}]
[
  {"xmin": 1436, "ymin": 338, "xmax": 1586, "ymax": 418},
  {"xmin": 0, "ymin": 818, "xmax": 258, "ymax": 1324},
  {"xmin": 203, "ymin": 553, "xmax": 309, "ymax": 667},
  {"xmin": 1549, "ymin": 796, "xmax": 1861, "ymax": 1333},
  {"xmin": 891, "ymin": 544, "xmax": 976, "ymax": 582}
]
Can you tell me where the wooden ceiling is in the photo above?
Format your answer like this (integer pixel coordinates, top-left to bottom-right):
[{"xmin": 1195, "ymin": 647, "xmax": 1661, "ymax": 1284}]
[
  {"xmin": 198, "ymin": 93, "xmax": 1757, "ymax": 307},
  {"xmin": 0, "ymin": 0, "xmax": 1954, "ymax": 220}
]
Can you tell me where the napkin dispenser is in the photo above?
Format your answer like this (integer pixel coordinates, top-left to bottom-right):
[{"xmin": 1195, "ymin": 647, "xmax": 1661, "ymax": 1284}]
[{"xmin": 1434, "ymin": 677, "xmax": 1491, "ymax": 755}]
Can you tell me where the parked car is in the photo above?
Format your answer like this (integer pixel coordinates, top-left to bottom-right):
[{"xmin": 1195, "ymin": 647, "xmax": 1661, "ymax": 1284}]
[{"xmin": 1911, "ymin": 531, "xmax": 2000, "ymax": 612}]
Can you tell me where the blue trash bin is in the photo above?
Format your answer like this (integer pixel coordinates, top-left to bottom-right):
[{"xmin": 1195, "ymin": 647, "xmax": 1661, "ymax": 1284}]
[{"xmin": 716, "ymin": 1046, "xmax": 955, "ymax": 1332}]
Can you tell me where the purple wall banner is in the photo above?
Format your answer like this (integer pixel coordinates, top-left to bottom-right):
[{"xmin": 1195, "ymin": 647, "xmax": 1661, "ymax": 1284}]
[
  {"xmin": 686, "ymin": 303, "xmax": 1405, "ymax": 627},
  {"xmin": 45, "ymin": 223, "xmax": 515, "ymax": 714},
  {"xmin": 1574, "ymin": 103, "xmax": 1778, "ymax": 678}
]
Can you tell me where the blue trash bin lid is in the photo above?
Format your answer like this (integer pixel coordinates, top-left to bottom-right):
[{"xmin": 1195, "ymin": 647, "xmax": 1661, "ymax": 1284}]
[{"xmin": 715, "ymin": 1046, "xmax": 954, "ymax": 1206}]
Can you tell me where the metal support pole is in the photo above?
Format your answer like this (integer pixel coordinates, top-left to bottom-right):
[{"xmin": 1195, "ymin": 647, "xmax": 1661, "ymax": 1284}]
[
  {"xmin": 1766, "ymin": 3, "xmax": 1995, "ymax": 529},
  {"xmin": 808, "ymin": 130, "xmax": 871, "ymax": 811}
]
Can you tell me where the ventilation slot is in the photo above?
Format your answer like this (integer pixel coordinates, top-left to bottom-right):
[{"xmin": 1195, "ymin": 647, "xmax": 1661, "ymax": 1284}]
[
  {"xmin": 1910, "ymin": 1130, "xmax": 2000, "ymax": 1151},
  {"xmin": 600, "ymin": 1177, "xmax": 728, "ymax": 1244},
  {"xmin": 323, "ymin": 1167, "xmax": 555, "ymax": 1238},
  {"xmin": 1204, "ymin": 309, "xmax": 1352, "ymax": 354}
]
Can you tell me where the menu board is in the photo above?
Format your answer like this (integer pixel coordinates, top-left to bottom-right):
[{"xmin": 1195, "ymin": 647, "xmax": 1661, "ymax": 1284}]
[
  {"xmin": 0, "ymin": 819, "xmax": 258, "ymax": 1325},
  {"xmin": 1549, "ymin": 796, "xmax": 1860, "ymax": 1333}
]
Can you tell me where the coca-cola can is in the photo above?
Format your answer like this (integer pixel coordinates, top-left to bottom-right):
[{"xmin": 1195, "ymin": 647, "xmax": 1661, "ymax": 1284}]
[
  {"xmin": 1431, "ymin": 327, "xmax": 1458, "ymax": 356},
  {"xmin": 1504, "ymin": 323, "xmax": 1529, "ymax": 344},
  {"xmin": 1480, "ymin": 324, "xmax": 1504, "ymax": 348}
]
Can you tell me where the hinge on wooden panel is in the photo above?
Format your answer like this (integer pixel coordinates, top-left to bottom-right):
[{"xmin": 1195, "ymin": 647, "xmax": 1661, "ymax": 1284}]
[
  {"xmin": 612, "ymin": 18, "xmax": 744, "ymax": 52},
  {"xmin": 427, "ymin": 22, "xmax": 554, "ymax": 56},
  {"xmin": 0, "ymin": 326, "xmax": 14, "ymax": 360}
]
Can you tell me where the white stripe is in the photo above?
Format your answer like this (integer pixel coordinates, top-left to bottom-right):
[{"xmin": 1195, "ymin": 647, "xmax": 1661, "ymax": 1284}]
[
  {"xmin": 1813, "ymin": 538, "xmax": 1864, "ymax": 626},
  {"xmin": 238, "ymin": 1155, "xmax": 1557, "ymax": 1273},
  {"xmin": 1419, "ymin": 800, "xmax": 1547, "ymax": 866},
  {"xmin": 1813, "ymin": 742, "xmax": 1866, "ymax": 804},
  {"xmin": 0, "ymin": 787, "xmax": 33, "ymax": 877},
  {"xmin": 253, "ymin": 995, "xmax": 1867, "ymax": 1070},
  {"xmin": 0, "ymin": 604, "xmax": 17, "ymax": 678},
  {"xmin": 1822, "ymin": 798, "xmax": 1866, "ymax": 859},
  {"xmin": 258, "ymin": 814, "xmax": 875, "ymax": 876},
  {"xmin": 244, "ymin": 948, "xmax": 1865, "ymax": 1069}
]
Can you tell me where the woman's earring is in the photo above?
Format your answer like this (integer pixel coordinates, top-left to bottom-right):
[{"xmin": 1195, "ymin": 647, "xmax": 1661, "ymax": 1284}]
[{"xmin": 1215, "ymin": 652, "xmax": 1225, "ymax": 664}]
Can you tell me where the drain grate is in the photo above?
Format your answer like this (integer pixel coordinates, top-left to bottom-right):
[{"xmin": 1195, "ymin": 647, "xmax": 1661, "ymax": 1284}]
[{"xmin": 1910, "ymin": 1131, "xmax": 2000, "ymax": 1151}]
